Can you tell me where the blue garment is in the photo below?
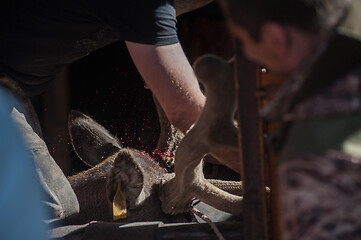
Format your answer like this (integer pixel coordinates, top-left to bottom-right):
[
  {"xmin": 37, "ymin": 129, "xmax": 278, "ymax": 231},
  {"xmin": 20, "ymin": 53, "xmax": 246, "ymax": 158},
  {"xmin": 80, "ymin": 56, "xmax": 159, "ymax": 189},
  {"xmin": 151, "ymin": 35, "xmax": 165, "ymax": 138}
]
[{"xmin": 0, "ymin": 88, "xmax": 48, "ymax": 240}]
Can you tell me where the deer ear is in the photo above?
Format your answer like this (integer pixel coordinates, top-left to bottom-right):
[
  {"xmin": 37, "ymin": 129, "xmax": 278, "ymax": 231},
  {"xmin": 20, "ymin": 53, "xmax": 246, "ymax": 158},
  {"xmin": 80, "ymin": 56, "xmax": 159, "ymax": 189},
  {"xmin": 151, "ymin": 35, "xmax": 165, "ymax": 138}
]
[
  {"xmin": 68, "ymin": 110, "xmax": 121, "ymax": 167},
  {"xmin": 106, "ymin": 149, "xmax": 144, "ymax": 208}
]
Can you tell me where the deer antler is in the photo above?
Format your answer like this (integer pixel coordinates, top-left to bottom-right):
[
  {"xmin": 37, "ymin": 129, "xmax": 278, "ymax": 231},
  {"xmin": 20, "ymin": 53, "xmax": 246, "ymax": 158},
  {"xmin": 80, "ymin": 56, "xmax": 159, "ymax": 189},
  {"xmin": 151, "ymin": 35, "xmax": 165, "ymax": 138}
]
[
  {"xmin": 160, "ymin": 54, "xmax": 243, "ymax": 215},
  {"xmin": 152, "ymin": 96, "xmax": 184, "ymax": 171},
  {"xmin": 174, "ymin": 0, "xmax": 213, "ymax": 16}
]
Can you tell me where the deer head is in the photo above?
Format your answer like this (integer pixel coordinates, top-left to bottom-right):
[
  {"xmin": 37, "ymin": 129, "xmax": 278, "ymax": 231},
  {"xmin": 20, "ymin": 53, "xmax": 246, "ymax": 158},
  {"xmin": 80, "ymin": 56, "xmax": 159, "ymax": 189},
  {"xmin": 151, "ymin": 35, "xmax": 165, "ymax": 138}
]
[{"xmin": 65, "ymin": 110, "xmax": 190, "ymax": 225}]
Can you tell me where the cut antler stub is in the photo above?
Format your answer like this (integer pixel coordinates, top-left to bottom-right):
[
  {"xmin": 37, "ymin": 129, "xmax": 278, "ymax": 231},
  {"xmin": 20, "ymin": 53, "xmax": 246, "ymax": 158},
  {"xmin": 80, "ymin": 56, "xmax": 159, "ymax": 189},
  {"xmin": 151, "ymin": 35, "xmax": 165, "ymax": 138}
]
[{"xmin": 159, "ymin": 55, "xmax": 242, "ymax": 216}]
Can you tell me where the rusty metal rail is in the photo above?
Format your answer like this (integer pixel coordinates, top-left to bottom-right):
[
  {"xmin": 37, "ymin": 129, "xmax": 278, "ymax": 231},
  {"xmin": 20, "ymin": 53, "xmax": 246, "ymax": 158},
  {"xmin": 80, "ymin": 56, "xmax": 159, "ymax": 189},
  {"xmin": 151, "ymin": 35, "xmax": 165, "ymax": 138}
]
[{"xmin": 234, "ymin": 43, "xmax": 270, "ymax": 240}]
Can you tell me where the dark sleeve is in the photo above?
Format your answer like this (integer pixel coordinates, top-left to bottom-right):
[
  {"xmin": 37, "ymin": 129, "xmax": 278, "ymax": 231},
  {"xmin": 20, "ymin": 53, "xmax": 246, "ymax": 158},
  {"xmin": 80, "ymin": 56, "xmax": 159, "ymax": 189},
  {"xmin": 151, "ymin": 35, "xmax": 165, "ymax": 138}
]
[{"xmin": 100, "ymin": 0, "xmax": 178, "ymax": 45}]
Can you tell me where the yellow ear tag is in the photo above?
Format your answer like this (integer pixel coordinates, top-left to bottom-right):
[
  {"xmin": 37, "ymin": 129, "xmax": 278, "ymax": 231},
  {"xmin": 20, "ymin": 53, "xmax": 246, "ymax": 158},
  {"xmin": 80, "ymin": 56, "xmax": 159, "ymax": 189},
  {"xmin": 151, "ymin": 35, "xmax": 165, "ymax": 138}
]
[{"xmin": 112, "ymin": 181, "xmax": 127, "ymax": 220}]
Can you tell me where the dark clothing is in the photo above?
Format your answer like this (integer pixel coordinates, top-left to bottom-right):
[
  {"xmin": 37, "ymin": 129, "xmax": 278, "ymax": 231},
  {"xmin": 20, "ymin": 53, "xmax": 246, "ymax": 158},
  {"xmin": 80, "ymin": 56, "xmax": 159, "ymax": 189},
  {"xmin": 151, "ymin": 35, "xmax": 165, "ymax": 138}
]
[{"xmin": 0, "ymin": 0, "xmax": 178, "ymax": 96}]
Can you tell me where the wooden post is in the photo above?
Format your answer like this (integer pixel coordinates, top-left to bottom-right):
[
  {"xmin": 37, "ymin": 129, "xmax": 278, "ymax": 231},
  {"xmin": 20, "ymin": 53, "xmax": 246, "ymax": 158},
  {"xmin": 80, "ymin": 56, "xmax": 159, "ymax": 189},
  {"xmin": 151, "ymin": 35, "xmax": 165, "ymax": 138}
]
[
  {"xmin": 42, "ymin": 67, "xmax": 71, "ymax": 175},
  {"xmin": 234, "ymin": 43, "xmax": 269, "ymax": 240}
]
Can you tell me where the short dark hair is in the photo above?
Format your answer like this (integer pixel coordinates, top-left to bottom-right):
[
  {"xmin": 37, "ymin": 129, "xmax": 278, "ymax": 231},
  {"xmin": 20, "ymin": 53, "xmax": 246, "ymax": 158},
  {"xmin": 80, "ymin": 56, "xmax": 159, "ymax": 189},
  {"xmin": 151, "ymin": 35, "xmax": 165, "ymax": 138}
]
[{"xmin": 219, "ymin": 0, "xmax": 351, "ymax": 41}]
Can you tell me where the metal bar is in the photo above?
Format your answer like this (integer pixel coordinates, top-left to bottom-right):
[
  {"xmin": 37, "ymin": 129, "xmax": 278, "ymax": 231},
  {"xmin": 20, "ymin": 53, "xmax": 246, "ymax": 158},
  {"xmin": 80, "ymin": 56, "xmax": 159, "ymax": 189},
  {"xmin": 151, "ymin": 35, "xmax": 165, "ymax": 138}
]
[
  {"xmin": 51, "ymin": 221, "xmax": 244, "ymax": 240},
  {"xmin": 257, "ymin": 67, "xmax": 285, "ymax": 240}
]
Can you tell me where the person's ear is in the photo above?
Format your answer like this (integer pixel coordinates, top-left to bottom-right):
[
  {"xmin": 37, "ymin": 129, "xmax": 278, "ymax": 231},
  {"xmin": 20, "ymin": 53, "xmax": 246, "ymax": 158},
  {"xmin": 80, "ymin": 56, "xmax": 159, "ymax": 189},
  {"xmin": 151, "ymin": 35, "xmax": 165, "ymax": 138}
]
[{"xmin": 260, "ymin": 22, "xmax": 290, "ymax": 60}]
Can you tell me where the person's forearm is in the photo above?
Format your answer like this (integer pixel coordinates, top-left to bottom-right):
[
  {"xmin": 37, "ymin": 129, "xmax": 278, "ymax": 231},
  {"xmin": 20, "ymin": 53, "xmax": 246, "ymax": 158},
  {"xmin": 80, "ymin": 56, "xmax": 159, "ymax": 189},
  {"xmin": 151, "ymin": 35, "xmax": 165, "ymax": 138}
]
[{"xmin": 126, "ymin": 41, "xmax": 205, "ymax": 133}]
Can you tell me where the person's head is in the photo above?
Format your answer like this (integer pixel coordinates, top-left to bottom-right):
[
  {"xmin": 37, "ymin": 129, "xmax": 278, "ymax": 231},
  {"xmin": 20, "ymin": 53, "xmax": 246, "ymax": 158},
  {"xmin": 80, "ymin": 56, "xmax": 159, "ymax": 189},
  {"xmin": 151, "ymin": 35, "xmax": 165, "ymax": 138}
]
[{"xmin": 219, "ymin": 0, "xmax": 351, "ymax": 74}]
